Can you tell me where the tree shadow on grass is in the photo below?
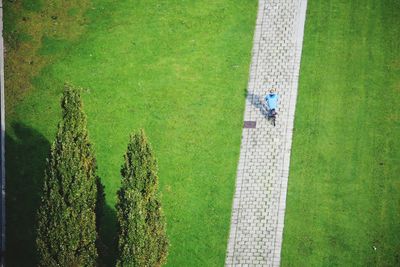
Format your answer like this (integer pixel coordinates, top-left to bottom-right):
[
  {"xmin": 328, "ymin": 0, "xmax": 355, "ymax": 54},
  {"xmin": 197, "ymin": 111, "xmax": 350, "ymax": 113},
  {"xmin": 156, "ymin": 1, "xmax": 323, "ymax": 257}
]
[
  {"xmin": 5, "ymin": 122, "xmax": 119, "ymax": 266},
  {"xmin": 96, "ymin": 178, "xmax": 118, "ymax": 267},
  {"xmin": 5, "ymin": 122, "xmax": 50, "ymax": 267},
  {"xmin": 98, "ymin": 203, "xmax": 118, "ymax": 267}
]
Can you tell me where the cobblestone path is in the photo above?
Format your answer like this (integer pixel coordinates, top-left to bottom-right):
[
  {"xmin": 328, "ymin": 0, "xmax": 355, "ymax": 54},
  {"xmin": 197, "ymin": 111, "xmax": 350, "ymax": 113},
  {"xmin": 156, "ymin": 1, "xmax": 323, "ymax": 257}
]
[{"xmin": 225, "ymin": 0, "xmax": 307, "ymax": 266}]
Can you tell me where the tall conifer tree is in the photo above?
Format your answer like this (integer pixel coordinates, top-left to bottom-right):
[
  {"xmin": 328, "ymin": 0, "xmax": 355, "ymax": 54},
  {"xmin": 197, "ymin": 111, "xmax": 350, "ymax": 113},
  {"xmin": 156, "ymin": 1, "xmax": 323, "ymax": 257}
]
[
  {"xmin": 116, "ymin": 130, "xmax": 168, "ymax": 267},
  {"xmin": 36, "ymin": 85, "xmax": 98, "ymax": 266}
]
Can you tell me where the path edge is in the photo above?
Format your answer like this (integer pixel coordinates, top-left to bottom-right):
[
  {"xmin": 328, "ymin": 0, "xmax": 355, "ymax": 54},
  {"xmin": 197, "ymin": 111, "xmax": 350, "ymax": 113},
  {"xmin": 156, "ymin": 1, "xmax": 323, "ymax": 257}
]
[
  {"xmin": 272, "ymin": 0, "xmax": 308, "ymax": 266},
  {"xmin": 225, "ymin": 0, "xmax": 265, "ymax": 265}
]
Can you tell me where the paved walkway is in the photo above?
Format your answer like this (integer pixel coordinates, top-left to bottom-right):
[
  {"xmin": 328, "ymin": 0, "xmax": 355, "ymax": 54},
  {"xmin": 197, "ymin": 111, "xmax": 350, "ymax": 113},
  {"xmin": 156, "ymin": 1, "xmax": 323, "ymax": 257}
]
[{"xmin": 225, "ymin": 0, "xmax": 307, "ymax": 266}]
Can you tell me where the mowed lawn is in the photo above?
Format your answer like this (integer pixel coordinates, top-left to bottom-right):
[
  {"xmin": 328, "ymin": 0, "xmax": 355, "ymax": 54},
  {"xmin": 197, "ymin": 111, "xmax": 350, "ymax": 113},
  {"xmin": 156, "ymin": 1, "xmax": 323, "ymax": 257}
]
[
  {"xmin": 4, "ymin": 0, "xmax": 257, "ymax": 266},
  {"xmin": 282, "ymin": 0, "xmax": 400, "ymax": 266}
]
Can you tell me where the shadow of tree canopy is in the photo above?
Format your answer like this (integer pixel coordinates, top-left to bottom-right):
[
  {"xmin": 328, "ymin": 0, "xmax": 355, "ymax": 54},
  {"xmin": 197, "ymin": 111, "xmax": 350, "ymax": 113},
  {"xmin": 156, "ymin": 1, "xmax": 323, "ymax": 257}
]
[
  {"xmin": 5, "ymin": 122, "xmax": 50, "ymax": 266},
  {"xmin": 98, "ymin": 203, "xmax": 118, "ymax": 267},
  {"xmin": 95, "ymin": 175, "xmax": 118, "ymax": 267},
  {"xmin": 5, "ymin": 122, "xmax": 119, "ymax": 267}
]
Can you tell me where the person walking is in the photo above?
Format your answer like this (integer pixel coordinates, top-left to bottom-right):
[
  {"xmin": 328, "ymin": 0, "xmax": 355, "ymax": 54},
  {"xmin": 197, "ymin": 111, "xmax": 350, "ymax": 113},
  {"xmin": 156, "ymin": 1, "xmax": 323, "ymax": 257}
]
[{"xmin": 265, "ymin": 89, "xmax": 278, "ymax": 117}]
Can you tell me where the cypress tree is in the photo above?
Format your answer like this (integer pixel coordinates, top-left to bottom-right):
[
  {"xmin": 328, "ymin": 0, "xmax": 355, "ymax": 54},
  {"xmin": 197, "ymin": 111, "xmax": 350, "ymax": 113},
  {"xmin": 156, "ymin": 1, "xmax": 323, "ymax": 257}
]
[
  {"xmin": 116, "ymin": 130, "xmax": 168, "ymax": 267},
  {"xmin": 36, "ymin": 85, "xmax": 98, "ymax": 266}
]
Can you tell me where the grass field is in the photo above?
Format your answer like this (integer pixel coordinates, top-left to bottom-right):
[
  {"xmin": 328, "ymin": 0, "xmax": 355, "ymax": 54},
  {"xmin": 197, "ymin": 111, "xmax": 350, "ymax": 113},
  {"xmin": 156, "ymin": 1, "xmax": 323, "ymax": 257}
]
[
  {"xmin": 281, "ymin": 0, "xmax": 400, "ymax": 266},
  {"xmin": 4, "ymin": 0, "xmax": 257, "ymax": 266}
]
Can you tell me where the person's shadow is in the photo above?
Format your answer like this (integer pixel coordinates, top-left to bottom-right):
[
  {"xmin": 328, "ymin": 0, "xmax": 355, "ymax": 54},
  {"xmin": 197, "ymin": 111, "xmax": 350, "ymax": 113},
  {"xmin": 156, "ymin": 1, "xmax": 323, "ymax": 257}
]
[
  {"xmin": 5, "ymin": 122, "xmax": 50, "ymax": 266},
  {"xmin": 247, "ymin": 92, "xmax": 268, "ymax": 117}
]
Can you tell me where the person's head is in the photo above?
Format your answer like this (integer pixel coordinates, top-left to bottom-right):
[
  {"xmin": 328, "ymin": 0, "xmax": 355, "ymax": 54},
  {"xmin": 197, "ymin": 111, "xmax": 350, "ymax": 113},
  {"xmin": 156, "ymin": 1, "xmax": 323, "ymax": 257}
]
[{"xmin": 270, "ymin": 88, "xmax": 276, "ymax": 94}]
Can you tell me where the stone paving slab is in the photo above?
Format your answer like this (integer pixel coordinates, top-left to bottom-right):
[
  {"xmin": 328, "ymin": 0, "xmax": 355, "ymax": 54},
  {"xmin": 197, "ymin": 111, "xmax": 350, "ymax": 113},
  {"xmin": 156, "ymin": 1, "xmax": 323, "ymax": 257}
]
[{"xmin": 225, "ymin": 0, "xmax": 307, "ymax": 266}]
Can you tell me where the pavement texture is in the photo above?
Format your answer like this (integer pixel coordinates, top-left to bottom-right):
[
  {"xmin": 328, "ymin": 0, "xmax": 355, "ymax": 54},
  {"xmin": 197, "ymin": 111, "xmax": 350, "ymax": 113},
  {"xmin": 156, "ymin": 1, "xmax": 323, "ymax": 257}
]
[{"xmin": 225, "ymin": 0, "xmax": 307, "ymax": 266}]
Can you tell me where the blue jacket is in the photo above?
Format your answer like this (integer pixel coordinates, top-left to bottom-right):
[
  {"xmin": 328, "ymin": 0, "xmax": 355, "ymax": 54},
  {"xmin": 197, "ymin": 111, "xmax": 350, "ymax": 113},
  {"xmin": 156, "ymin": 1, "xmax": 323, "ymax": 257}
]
[{"xmin": 265, "ymin": 93, "xmax": 278, "ymax": 110}]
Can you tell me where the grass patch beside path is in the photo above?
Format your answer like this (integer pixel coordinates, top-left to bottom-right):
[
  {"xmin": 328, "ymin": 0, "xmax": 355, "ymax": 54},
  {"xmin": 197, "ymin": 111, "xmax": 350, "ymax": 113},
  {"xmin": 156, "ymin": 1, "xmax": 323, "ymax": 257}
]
[
  {"xmin": 5, "ymin": 0, "xmax": 257, "ymax": 266},
  {"xmin": 282, "ymin": 0, "xmax": 400, "ymax": 266},
  {"xmin": 4, "ymin": 0, "xmax": 90, "ymax": 113}
]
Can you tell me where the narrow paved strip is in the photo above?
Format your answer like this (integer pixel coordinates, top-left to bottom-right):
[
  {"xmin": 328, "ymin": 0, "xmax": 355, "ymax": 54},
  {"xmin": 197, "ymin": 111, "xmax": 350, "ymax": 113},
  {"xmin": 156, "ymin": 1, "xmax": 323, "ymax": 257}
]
[{"xmin": 225, "ymin": 0, "xmax": 307, "ymax": 266}]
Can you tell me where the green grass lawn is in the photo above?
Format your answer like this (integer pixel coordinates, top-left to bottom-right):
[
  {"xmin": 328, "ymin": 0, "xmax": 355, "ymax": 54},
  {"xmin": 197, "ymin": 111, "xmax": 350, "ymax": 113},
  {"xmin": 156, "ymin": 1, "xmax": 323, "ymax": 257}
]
[
  {"xmin": 282, "ymin": 0, "xmax": 400, "ymax": 266},
  {"xmin": 4, "ymin": 0, "xmax": 257, "ymax": 266}
]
